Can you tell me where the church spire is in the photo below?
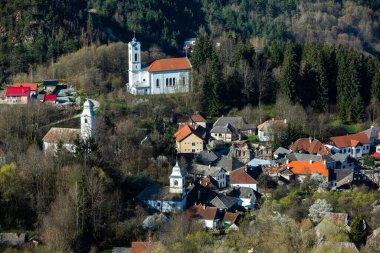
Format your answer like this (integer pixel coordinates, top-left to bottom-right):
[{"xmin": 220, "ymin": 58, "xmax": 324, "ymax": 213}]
[{"xmin": 169, "ymin": 161, "xmax": 185, "ymax": 194}]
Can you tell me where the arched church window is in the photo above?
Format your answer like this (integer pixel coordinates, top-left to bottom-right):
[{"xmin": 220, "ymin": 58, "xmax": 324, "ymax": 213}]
[
  {"xmin": 174, "ymin": 180, "xmax": 178, "ymax": 186},
  {"xmin": 135, "ymin": 53, "xmax": 137, "ymax": 62},
  {"xmin": 156, "ymin": 79, "xmax": 160, "ymax": 88},
  {"xmin": 173, "ymin": 78, "xmax": 176, "ymax": 85},
  {"xmin": 169, "ymin": 78, "xmax": 172, "ymax": 86},
  {"xmin": 85, "ymin": 118, "xmax": 87, "ymax": 123},
  {"xmin": 166, "ymin": 78, "xmax": 168, "ymax": 86}
]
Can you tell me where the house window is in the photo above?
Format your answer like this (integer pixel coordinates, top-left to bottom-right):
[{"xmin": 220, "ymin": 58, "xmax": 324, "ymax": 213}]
[
  {"xmin": 174, "ymin": 180, "xmax": 178, "ymax": 186},
  {"xmin": 85, "ymin": 118, "xmax": 87, "ymax": 123},
  {"xmin": 173, "ymin": 78, "xmax": 176, "ymax": 85},
  {"xmin": 166, "ymin": 78, "xmax": 168, "ymax": 86},
  {"xmin": 192, "ymin": 149, "xmax": 195, "ymax": 153},
  {"xmin": 135, "ymin": 53, "xmax": 137, "ymax": 62},
  {"xmin": 156, "ymin": 79, "xmax": 160, "ymax": 88},
  {"xmin": 169, "ymin": 78, "xmax": 172, "ymax": 86},
  {"xmin": 192, "ymin": 143, "xmax": 195, "ymax": 146},
  {"xmin": 182, "ymin": 76, "xmax": 185, "ymax": 84},
  {"xmin": 157, "ymin": 202, "xmax": 161, "ymax": 207}
]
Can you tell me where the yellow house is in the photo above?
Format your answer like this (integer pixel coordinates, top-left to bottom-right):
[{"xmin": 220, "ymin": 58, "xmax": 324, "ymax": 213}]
[{"xmin": 175, "ymin": 125, "xmax": 204, "ymax": 154}]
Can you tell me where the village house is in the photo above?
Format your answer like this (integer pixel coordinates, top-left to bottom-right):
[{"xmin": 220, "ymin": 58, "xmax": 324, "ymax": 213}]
[
  {"xmin": 253, "ymin": 143, "xmax": 273, "ymax": 160},
  {"xmin": 330, "ymin": 154, "xmax": 355, "ymax": 170},
  {"xmin": 227, "ymin": 140, "xmax": 252, "ymax": 164},
  {"xmin": 127, "ymin": 37, "xmax": 191, "ymax": 95},
  {"xmin": 222, "ymin": 212, "xmax": 240, "ymax": 229},
  {"xmin": 330, "ymin": 169, "xmax": 354, "ymax": 190},
  {"xmin": 42, "ymin": 80, "xmax": 59, "ymax": 92},
  {"xmin": 42, "ymin": 100, "xmax": 96, "ymax": 153},
  {"xmin": 289, "ymin": 137, "xmax": 330, "ymax": 155},
  {"xmin": 327, "ymin": 132, "xmax": 370, "ymax": 158},
  {"xmin": 215, "ymin": 155, "xmax": 244, "ymax": 172},
  {"xmin": 186, "ymin": 204, "xmax": 220, "ymax": 230},
  {"xmin": 137, "ymin": 162, "xmax": 187, "ymax": 213},
  {"xmin": 200, "ymin": 176, "xmax": 220, "ymax": 192},
  {"xmin": 227, "ymin": 187, "xmax": 261, "ymax": 209},
  {"xmin": 193, "ymin": 164, "xmax": 227, "ymax": 189},
  {"xmin": 273, "ymin": 147, "xmax": 291, "ymax": 159},
  {"xmin": 229, "ymin": 167, "xmax": 258, "ymax": 191},
  {"xmin": 175, "ymin": 125, "xmax": 204, "ymax": 154},
  {"xmin": 14, "ymin": 83, "xmax": 38, "ymax": 96},
  {"xmin": 210, "ymin": 116, "xmax": 255, "ymax": 142},
  {"xmin": 287, "ymin": 160, "xmax": 329, "ymax": 183},
  {"xmin": 286, "ymin": 153, "xmax": 336, "ymax": 170},
  {"xmin": 257, "ymin": 118, "xmax": 287, "ymax": 142},
  {"xmin": 177, "ymin": 113, "xmax": 207, "ymax": 128},
  {"xmin": 5, "ymin": 86, "xmax": 31, "ymax": 104},
  {"xmin": 186, "ymin": 182, "xmax": 217, "ymax": 208},
  {"xmin": 210, "ymin": 193, "xmax": 238, "ymax": 211},
  {"xmin": 195, "ymin": 150, "xmax": 219, "ymax": 165},
  {"xmin": 44, "ymin": 94, "xmax": 57, "ymax": 104},
  {"xmin": 361, "ymin": 126, "xmax": 380, "ymax": 146}
]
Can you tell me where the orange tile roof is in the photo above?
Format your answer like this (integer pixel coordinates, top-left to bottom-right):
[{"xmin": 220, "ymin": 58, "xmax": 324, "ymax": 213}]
[
  {"xmin": 229, "ymin": 167, "xmax": 257, "ymax": 184},
  {"xmin": 330, "ymin": 133, "xmax": 370, "ymax": 148},
  {"xmin": 131, "ymin": 242, "xmax": 160, "ymax": 253},
  {"xmin": 175, "ymin": 125, "xmax": 202, "ymax": 142},
  {"xmin": 147, "ymin": 57, "xmax": 191, "ymax": 72},
  {"xmin": 287, "ymin": 161, "xmax": 328, "ymax": 177},
  {"xmin": 14, "ymin": 83, "xmax": 38, "ymax": 91}
]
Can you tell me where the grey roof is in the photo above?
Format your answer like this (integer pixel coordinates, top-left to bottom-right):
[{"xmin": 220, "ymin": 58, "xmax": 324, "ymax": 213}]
[
  {"xmin": 273, "ymin": 147, "xmax": 291, "ymax": 156},
  {"xmin": 186, "ymin": 182, "xmax": 218, "ymax": 207},
  {"xmin": 137, "ymin": 185, "xmax": 183, "ymax": 202},
  {"xmin": 216, "ymin": 156, "xmax": 244, "ymax": 172},
  {"xmin": 247, "ymin": 158, "xmax": 275, "ymax": 168},
  {"xmin": 210, "ymin": 193, "xmax": 238, "ymax": 209},
  {"xmin": 331, "ymin": 153, "xmax": 351, "ymax": 163},
  {"xmin": 335, "ymin": 169, "xmax": 354, "ymax": 188},
  {"xmin": 112, "ymin": 247, "xmax": 131, "ymax": 253},
  {"xmin": 142, "ymin": 213, "xmax": 169, "ymax": 230},
  {"xmin": 362, "ymin": 127, "xmax": 380, "ymax": 139},
  {"xmin": 194, "ymin": 164, "xmax": 225, "ymax": 177},
  {"xmin": 196, "ymin": 150, "xmax": 219, "ymax": 164},
  {"xmin": 211, "ymin": 123, "xmax": 234, "ymax": 134},
  {"xmin": 213, "ymin": 117, "xmax": 252, "ymax": 131},
  {"xmin": 227, "ymin": 187, "xmax": 261, "ymax": 203},
  {"xmin": 286, "ymin": 153, "xmax": 332, "ymax": 162}
]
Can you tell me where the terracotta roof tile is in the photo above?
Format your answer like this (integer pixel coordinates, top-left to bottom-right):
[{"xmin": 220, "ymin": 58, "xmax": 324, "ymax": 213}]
[
  {"xmin": 223, "ymin": 212, "xmax": 239, "ymax": 224},
  {"xmin": 330, "ymin": 133, "xmax": 370, "ymax": 148},
  {"xmin": 131, "ymin": 242, "xmax": 160, "ymax": 253},
  {"xmin": 147, "ymin": 57, "xmax": 191, "ymax": 72},
  {"xmin": 14, "ymin": 83, "xmax": 38, "ymax": 91},
  {"xmin": 187, "ymin": 204, "xmax": 218, "ymax": 220},
  {"xmin": 229, "ymin": 167, "xmax": 257, "ymax": 184},
  {"xmin": 175, "ymin": 125, "xmax": 203, "ymax": 142},
  {"xmin": 287, "ymin": 161, "xmax": 328, "ymax": 177},
  {"xmin": 289, "ymin": 138, "xmax": 330, "ymax": 155}
]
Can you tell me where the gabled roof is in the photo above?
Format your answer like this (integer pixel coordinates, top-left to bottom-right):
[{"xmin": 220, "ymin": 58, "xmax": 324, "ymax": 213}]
[
  {"xmin": 178, "ymin": 113, "xmax": 206, "ymax": 124},
  {"xmin": 287, "ymin": 161, "xmax": 328, "ymax": 177},
  {"xmin": 227, "ymin": 187, "xmax": 261, "ymax": 202},
  {"xmin": 229, "ymin": 167, "xmax": 257, "ymax": 184},
  {"xmin": 330, "ymin": 133, "xmax": 370, "ymax": 148},
  {"xmin": 289, "ymin": 138, "xmax": 330, "ymax": 155},
  {"xmin": 211, "ymin": 123, "xmax": 234, "ymax": 134},
  {"xmin": 196, "ymin": 150, "xmax": 219, "ymax": 164},
  {"xmin": 200, "ymin": 176, "xmax": 219, "ymax": 192},
  {"xmin": 274, "ymin": 147, "xmax": 291, "ymax": 156},
  {"xmin": 147, "ymin": 57, "xmax": 191, "ymax": 72},
  {"xmin": 175, "ymin": 125, "xmax": 203, "ymax": 142},
  {"xmin": 213, "ymin": 116, "xmax": 252, "ymax": 131},
  {"xmin": 194, "ymin": 164, "xmax": 225, "ymax": 178},
  {"xmin": 210, "ymin": 193, "xmax": 238, "ymax": 209},
  {"xmin": 216, "ymin": 156, "xmax": 244, "ymax": 172},
  {"xmin": 5, "ymin": 86, "xmax": 31, "ymax": 97},
  {"xmin": 131, "ymin": 242, "xmax": 160, "ymax": 253},
  {"xmin": 247, "ymin": 158, "xmax": 275, "ymax": 168},
  {"xmin": 257, "ymin": 119, "xmax": 287, "ymax": 131},
  {"xmin": 42, "ymin": 128, "xmax": 80, "ymax": 144},
  {"xmin": 187, "ymin": 204, "xmax": 218, "ymax": 220},
  {"xmin": 186, "ymin": 182, "xmax": 217, "ymax": 207},
  {"xmin": 14, "ymin": 83, "xmax": 38, "ymax": 91}
]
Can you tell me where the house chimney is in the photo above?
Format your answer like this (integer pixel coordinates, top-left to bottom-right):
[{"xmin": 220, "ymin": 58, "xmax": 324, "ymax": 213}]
[
  {"xmin": 202, "ymin": 204, "xmax": 206, "ymax": 209},
  {"xmin": 284, "ymin": 119, "xmax": 287, "ymax": 124},
  {"xmin": 309, "ymin": 136, "xmax": 312, "ymax": 143},
  {"xmin": 323, "ymin": 160, "xmax": 326, "ymax": 165},
  {"xmin": 209, "ymin": 164, "xmax": 211, "ymax": 168},
  {"xmin": 309, "ymin": 160, "xmax": 313, "ymax": 164}
]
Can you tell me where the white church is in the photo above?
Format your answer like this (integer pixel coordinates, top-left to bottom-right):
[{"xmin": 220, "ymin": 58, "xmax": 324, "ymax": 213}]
[
  {"xmin": 127, "ymin": 37, "xmax": 192, "ymax": 95},
  {"xmin": 42, "ymin": 100, "xmax": 96, "ymax": 153},
  {"xmin": 137, "ymin": 162, "xmax": 187, "ymax": 213}
]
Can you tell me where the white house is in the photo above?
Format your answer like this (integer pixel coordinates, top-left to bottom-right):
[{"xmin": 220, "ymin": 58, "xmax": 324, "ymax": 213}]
[
  {"xmin": 257, "ymin": 119, "xmax": 287, "ymax": 142},
  {"xmin": 194, "ymin": 165, "xmax": 227, "ymax": 189},
  {"xmin": 328, "ymin": 132, "xmax": 371, "ymax": 158},
  {"xmin": 228, "ymin": 167, "xmax": 258, "ymax": 191},
  {"xmin": 127, "ymin": 37, "xmax": 191, "ymax": 95},
  {"xmin": 227, "ymin": 187, "xmax": 261, "ymax": 209},
  {"xmin": 42, "ymin": 100, "xmax": 96, "ymax": 153},
  {"xmin": 137, "ymin": 162, "xmax": 187, "ymax": 213}
]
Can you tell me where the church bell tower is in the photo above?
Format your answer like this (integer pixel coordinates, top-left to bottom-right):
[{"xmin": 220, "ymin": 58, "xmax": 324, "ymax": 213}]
[
  {"xmin": 81, "ymin": 100, "xmax": 96, "ymax": 142},
  {"xmin": 128, "ymin": 36, "xmax": 141, "ymax": 92},
  {"xmin": 169, "ymin": 162, "xmax": 186, "ymax": 194}
]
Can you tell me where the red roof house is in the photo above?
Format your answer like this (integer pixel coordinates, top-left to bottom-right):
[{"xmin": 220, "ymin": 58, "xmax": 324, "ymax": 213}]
[
  {"xmin": 44, "ymin": 94, "xmax": 57, "ymax": 103},
  {"xmin": 290, "ymin": 137, "xmax": 330, "ymax": 155},
  {"xmin": 229, "ymin": 167, "xmax": 258, "ymax": 190},
  {"xmin": 5, "ymin": 86, "xmax": 31, "ymax": 104},
  {"xmin": 14, "ymin": 83, "xmax": 38, "ymax": 92},
  {"xmin": 287, "ymin": 161, "xmax": 329, "ymax": 177},
  {"xmin": 329, "ymin": 133, "xmax": 371, "ymax": 158}
]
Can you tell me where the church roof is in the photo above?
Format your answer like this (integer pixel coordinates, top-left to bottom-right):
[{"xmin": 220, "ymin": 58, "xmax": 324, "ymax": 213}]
[
  {"xmin": 147, "ymin": 57, "xmax": 191, "ymax": 72},
  {"xmin": 42, "ymin": 128, "xmax": 81, "ymax": 144},
  {"xmin": 170, "ymin": 162, "xmax": 186, "ymax": 178}
]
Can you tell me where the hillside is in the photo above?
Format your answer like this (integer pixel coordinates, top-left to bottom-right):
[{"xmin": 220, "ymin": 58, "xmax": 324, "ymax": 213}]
[{"xmin": 1, "ymin": 0, "xmax": 380, "ymax": 86}]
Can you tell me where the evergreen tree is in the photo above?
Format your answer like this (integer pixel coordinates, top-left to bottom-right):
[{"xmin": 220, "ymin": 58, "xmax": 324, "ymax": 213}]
[
  {"xmin": 350, "ymin": 214, "xmax": 368, "ymax": 247},
  {"xmin": 280, "ymin": 42, "xmax": 299, "ymax": 101}
]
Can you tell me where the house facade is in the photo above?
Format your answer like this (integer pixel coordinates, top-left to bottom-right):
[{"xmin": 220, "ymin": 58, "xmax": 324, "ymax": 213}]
[
  {"xmin": 257, "ymin": 119, "xmax": 287, "ymax": 142},
  {"xmin": 175, "ymin": 125, "xmax": 204, "ymax": 154},
  {"xmin": 5, "ymin": 86, "xmax": 31, "ymax": 104},
  {"xmin": 127, "ymin": 37, "xmax": 191, "ymax": 95},
  {"xmin": 328, "ymin": 133, "xmax": 370, "ymax": 158},
  {"xmin": 229, "ymin": 167, "xmax": 258, "ymax": 191},
  {"xmin": 211, "ymin": 116, "xmax": 255, "ymax": 142},
  {"xmin": 194, "ymin": 165, "xmax": 227, "ymax": 189}
]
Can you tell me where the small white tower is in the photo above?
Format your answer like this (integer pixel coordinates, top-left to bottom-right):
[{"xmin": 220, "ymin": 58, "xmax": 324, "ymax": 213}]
[
  {"xmin": 169, "ymin": 162, "xmax": 186, "ymax": 194},
  {"xmin": 128, "ymin": 36, "xmax": 141, "ymax": 92},
  {"xmin": 81, "ymin": 100, "xmax": 96, "ymax": 142}
]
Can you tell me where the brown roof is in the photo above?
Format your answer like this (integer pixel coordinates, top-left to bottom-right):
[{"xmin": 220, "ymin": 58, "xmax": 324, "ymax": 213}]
[
  {"xmin": 290, "ymin": 138, "xmax": 330, "ymax": 155},
  {"xmin": 229, "ymin": 167, "xmax": 257, "ymax": 184},
  {"xmin": 257, "ymin": 119, "xmax": 287, "ymax": 131},
  {"xmin": 186, "ymin": 204, "xmax": 218, "ymax": 221},
  {"xmin": 14, "ymin": 83, "xmax": 38, "ymax": 91},
  {"xmin": 223, "ymin": 212, "xmax": 239, "ymax": 224},
  {"xmin": 131, "ymin": 242, "xmax": 160, "ymax": 253},
  {"xmin": 200, "ymin": 176, "xmax": 219, "ymax": 192},
  {"xmin": 330, "ymin": 133, "xmax": 370, "ymax": 148},
  {"xmin": 175, "ymin": 125, "xmax": 203, "ymax": 142},
  {"xmin": 178, "ymin": 113, "xmax": 207, "ymax": 124},
  {"xmin": 147, "ymin": 57, "xmax": 191, "ymax": 72},
  {"xmin": 42, "ymin": 128, "xmax": 81, "ymax": 144}
]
